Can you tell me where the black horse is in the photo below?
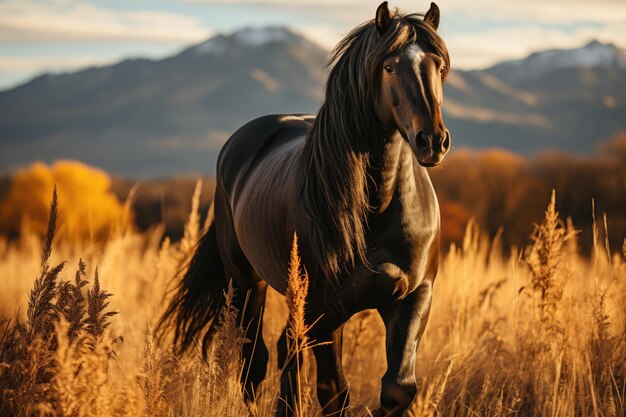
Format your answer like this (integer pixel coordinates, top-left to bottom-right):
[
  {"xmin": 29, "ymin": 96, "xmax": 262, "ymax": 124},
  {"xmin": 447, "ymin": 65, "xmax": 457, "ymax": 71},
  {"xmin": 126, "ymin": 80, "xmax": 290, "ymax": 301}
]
[{"xmin": 160, "ymin": 2, "xmax": 451, "ymax": 416}]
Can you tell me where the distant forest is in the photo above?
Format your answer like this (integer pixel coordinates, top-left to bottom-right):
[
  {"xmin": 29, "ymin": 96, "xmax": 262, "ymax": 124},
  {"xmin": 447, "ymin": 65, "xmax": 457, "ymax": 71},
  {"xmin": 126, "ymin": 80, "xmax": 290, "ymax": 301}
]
[
  {"xmin": 112, "ymin": 132, "xmax": 626, "ymax": 254},
  {"xmin": 1, "ymin": 132, "xmax": 623, "ymax": 254},
  {"xmin": 431, "ymin": 131, "xmax": 625, "ymax": 252}
]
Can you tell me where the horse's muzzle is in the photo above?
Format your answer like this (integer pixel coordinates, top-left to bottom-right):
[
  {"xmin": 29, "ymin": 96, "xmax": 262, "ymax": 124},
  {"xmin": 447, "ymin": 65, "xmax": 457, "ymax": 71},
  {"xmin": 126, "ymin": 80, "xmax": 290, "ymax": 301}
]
[{"xmin": 411, "ymin": 129, "xmax": 451, "ymax": 167}]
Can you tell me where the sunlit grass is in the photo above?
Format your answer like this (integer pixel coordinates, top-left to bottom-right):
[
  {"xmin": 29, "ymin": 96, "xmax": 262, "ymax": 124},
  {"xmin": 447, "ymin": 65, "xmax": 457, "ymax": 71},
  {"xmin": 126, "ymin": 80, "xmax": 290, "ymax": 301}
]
[{"xmin": 0, "ymin": 187, "xmax": 624, "ymax": 417}]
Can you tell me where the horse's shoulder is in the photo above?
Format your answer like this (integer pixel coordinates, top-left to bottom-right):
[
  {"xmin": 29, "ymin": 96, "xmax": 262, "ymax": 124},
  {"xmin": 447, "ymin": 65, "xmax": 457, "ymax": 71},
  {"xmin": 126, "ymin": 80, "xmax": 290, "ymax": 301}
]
[{"xmin": 217, "ymin": 114, "xmax": 314, "ymax": 195}]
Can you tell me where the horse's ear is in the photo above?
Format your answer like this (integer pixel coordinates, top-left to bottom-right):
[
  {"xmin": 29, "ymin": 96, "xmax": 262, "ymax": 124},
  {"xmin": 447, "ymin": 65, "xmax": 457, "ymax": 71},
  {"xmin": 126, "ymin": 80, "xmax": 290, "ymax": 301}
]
[
  {"xmin": 423, "ymin": 2, "xmax": 440, "ymax": 30},
  {"xmin": 375, "ymin": 2, "xmax": 392, "ymax": 35}
]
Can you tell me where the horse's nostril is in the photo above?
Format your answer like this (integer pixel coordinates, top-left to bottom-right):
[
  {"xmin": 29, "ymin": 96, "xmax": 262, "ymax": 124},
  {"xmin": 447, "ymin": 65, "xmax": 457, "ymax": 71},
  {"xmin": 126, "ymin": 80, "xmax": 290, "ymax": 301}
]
[
  {"xmin": 415, "ymin": 131, "xmax": 429, "ymax": 151},
  {"xmin": 441, "ymin": 131, "xmax": 450, "ymax": 152}
]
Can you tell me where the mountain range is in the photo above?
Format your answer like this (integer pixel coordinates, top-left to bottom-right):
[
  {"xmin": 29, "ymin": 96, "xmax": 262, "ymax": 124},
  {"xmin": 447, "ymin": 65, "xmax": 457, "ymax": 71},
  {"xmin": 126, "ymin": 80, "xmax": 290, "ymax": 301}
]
[{"xmin": 0, "ymin": 27, "xmax": 624, "ymax": 177}]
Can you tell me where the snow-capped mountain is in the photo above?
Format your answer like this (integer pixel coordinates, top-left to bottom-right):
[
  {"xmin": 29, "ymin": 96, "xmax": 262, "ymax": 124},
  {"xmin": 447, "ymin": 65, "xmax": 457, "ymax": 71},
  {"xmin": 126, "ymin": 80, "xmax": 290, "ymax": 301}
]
[
  {"xmin": 0, "ymin": 27, "xmax": 327, "ymax": 176},
  {"xmin": 486, "ymin": 40, "xmax": 626, "ymax": 83},
  {"xmin": 191, "ymin": 27, "xmax": 316, "ymax": 56}
]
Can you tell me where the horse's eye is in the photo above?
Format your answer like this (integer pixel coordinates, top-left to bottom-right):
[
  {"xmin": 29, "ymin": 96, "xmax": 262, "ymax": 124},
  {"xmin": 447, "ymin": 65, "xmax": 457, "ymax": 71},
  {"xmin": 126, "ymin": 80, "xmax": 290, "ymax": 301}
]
[
  {"xmin": 384, "ymin": 65, "xmax": 393, "ymax": 74},
  {"xmin": 440, "ymin": 65, "xmax": 446, "ymax": 75}
]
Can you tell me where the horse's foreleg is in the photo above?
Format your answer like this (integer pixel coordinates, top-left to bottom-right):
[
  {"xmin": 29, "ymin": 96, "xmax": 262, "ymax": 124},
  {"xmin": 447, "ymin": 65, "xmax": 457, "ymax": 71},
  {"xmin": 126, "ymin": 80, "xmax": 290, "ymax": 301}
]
[
  {"xmin": 374, "ymin": 280, "xmax": 433, "ymax": 417},
  {"xmin": 313, "ymin": 326, "xmax": 349, "ymax": 416}
]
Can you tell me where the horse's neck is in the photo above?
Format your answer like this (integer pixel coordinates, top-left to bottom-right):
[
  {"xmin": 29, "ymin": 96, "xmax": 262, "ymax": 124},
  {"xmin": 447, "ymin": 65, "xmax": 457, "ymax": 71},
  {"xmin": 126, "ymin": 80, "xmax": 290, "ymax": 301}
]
[{"xmin": 371, "ymin": 132, "xmax": 433, "ymax": 214}]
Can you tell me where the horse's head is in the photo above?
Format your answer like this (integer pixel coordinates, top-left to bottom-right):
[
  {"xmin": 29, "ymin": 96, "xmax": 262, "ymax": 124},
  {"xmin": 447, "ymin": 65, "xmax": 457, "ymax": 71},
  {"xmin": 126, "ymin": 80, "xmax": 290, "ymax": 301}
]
[{"xmin": 374, "ymin": 2, "xmax": 451, "ymax": 167}]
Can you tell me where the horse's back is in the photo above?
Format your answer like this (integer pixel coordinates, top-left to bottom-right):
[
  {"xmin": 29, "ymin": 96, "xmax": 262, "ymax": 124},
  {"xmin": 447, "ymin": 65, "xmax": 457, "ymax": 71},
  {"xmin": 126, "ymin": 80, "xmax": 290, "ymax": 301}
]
[
  {"xmin": 215, "ymin": 114, "xmax": 314, "ymax": 292},
  {"xmin": 216, "ymin": 114, "xmax": 314, "ymax": 197}
]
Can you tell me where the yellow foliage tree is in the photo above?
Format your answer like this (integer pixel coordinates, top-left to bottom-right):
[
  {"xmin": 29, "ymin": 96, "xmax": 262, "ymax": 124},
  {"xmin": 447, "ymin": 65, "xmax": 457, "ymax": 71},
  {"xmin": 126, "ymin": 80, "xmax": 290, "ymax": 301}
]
[{"xmin": 0, "ymin": 160, "xmax": 130, "ymax": 243}]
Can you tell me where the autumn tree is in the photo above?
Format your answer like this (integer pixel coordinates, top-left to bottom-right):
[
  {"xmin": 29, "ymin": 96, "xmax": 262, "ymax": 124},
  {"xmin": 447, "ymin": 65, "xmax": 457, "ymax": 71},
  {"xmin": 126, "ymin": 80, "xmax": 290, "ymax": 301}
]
[{"xmin": 0, "ymin": 160, "xmax": 130, "ymax": 243}]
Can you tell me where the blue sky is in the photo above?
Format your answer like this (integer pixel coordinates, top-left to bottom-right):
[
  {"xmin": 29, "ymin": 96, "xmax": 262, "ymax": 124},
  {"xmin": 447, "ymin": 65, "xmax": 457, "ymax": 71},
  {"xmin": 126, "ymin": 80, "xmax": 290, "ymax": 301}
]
[{"xmin": 1, "ymin": 0, "xmax": 625, "ymax": 90}]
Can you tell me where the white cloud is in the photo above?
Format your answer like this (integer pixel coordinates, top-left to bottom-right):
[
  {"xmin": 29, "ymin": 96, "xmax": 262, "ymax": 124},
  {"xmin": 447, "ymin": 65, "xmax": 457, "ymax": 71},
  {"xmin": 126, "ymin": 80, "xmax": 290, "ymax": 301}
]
[
  {"xmin": 0, "ymin": 1, "xmax": 214, "ymax": 88},
  {"xmin": 1, "ymin": 0, "xmax": 625, "ymax": 90},
  {"xmin": 0, "ymin": 55, "xmax": 117, "ymax": 72},
  {"xmin": 293, "ymin": 12, "xmax": 626, "ymax": 70},
  {"xmin": 186, "ymin": 0, "xmax": 626, "ymax": 25},
  {"xmin": 189, "ymin": 0, "xmax": 626, "ymax": 68},
  {"xmin": 0, "ymin": 1, "xmax": 210, "ymax": 44},
  {"xmin": 446, "ymin": 22, "xmax": 626, "ymax": 69},
  {"xmin": 0, "ymin": 55, "xmax": 124, "ymax": 89},
  {"xmin": 296, "ymin": 25, "xmax": 345, "ymax": 50},
  {"xmin": 443, "ymin": 0, "xmax": 626, "ymax": 25}
]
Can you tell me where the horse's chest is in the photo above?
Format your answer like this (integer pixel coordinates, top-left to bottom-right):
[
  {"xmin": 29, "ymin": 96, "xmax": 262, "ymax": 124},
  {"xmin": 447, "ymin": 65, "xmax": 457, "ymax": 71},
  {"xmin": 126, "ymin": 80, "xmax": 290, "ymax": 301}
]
[
  {"xmin": 369, "ymin": 148, "xmax": 440, "ymax": 280},
  {"xmin": 371, "ymin": 192, "xmax": 439, "ymax": 265},
  {"xmin": 343, "ymin": 186, "xmax": 439, "ymax": 312}
]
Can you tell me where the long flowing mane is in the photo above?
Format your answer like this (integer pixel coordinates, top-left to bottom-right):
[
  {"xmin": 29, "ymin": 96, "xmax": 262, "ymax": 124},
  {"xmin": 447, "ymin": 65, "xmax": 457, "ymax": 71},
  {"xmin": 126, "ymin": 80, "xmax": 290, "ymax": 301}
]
[{"xmin": 299, "ymin": 10, "xmax": 450, "ymax": 282}]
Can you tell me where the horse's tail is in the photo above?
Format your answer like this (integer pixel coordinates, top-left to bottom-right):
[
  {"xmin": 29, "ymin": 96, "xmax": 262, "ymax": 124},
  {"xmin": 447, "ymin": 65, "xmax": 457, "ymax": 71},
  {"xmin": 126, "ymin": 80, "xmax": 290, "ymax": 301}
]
[{"xmin": 158, "ymin": 206, "xmax": 227, "ymax": 354}]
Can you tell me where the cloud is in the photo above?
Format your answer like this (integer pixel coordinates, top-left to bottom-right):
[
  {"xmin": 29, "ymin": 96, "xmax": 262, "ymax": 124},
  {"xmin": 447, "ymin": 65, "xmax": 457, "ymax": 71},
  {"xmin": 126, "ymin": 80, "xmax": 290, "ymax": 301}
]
[
  {"xmin": 444, "ymin": 0, "xmax": 626, "ymax": 25},
  {"xmin": 0, "ymin": 55, "xmax": 116, "ymax": 72},
  {"xmin": 0, "ymin": 0, "xmax": 214, "ymax": 88},
  {"xmin": 1, "ymin": 0, "xmax": 625, "ymax": 91},
  {"xmin": 0, "ymin": 1, "xmax": 210, "ymax": 44},
  {"xmin": 292, "ymin": 6, "xmax": 626, "ymax": 69},
  {"xmin": 0, "ymin": 54, "xmax": 123, "ymax": 90},
  {"xmin": 446, "ymin": 22, "xmax": 626, "ymax": 69},
  {"xmin": 185, "ymin": 0, "xmax": 626, "ymax": 25},
  {"xmin": 185, "ymin": 0, "xmax": 626, "ymax": 68},
  {"xmin": 296, "ymin": 25, "xmax": 345, "ymax": 50}
]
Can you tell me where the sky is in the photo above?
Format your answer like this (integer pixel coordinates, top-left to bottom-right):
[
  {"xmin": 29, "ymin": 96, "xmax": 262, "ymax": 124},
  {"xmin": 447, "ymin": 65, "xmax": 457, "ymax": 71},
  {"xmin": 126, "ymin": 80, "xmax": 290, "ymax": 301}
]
[{"xmin": 1, "ymin": 0, "xmax": 625, "ymax": 90}]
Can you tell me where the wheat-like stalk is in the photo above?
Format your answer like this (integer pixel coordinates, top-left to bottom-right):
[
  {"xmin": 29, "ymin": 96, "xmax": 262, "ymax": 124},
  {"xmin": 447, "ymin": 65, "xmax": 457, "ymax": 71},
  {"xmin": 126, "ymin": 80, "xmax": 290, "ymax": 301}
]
[
  {"xmin": 85, "ymin": 268, "xmax": 118, "ymax": 350},
  {"xmin": 526, "ymin": 190, "xmax": 575, "ymax": 319},
  {"xmin": 1, "ymin": 187, "xmax": 624, "ymax": 417},
  {"xmin": 282, "ymin": 233, "xmax": 316, "ymax": 417},
  {"xmin": 139, "ymin": 324, "xmax": 169, "ymax": 417},
  {"xmin": 0, "ymin": 187, "xmax": 132, "ymax": 417},
  {"xmin": 408, "ymin": 360, "xmax": 453, "ymax": 417},
  {"xmin": 180, "ymin": 179, "xmax": 203, "ymax": 255},
  {"xmin": 286, "ymin": 233, "xmax": 309, "ymax": 353},
  {"xmin": 202, "ymin": 281, "xmax": 249, "ymax": 416}
]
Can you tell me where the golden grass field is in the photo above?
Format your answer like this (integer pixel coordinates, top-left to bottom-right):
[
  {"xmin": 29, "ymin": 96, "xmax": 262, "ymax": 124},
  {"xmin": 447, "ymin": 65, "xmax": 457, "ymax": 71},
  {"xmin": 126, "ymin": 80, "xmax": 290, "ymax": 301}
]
[{"xmin": 1, "ymin": 184, "xmax": 624, "ymax": 417}]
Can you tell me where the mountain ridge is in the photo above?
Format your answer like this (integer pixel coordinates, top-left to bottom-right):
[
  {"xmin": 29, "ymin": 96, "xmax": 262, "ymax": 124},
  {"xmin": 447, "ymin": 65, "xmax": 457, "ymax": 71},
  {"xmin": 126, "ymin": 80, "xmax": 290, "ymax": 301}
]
[
  {"xmin": 0, "ymin": 27, "xmax": 624, "ymax": 176},
  {"xmin": 4, "ymin": 30, "xmax": 624, "ymax": 95},
  {"xmin": 485, "ymin": 40, "xmax": 626, "ymax": 83}
]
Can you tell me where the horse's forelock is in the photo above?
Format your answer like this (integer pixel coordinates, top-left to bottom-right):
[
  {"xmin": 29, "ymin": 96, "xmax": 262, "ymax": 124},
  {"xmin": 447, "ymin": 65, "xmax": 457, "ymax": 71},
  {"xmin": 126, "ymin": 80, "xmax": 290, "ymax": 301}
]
[{"xmin": 322, "ymin": 14, "xmax": 450, "ymax": 137}]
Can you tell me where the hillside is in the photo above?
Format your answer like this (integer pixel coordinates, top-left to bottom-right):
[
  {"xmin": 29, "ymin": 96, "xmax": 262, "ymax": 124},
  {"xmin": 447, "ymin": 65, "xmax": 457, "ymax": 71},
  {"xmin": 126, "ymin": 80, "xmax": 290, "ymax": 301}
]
[
  {"xmin": 446, "ymin": 41, "xmax": 626, "ymax": 154},
  {"xmin": 0, "ymin": 29, "xmax": 624, "ymax": 176},
  {"xmin": 0, "ymin": 27, "xmax": 326, "ymax": 176}
]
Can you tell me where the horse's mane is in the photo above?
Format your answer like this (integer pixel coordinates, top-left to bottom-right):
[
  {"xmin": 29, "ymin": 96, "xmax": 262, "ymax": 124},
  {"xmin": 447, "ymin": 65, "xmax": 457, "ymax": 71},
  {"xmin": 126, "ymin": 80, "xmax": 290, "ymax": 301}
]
[{"xmin": 299, "ymin": 10, "xmax": 450, "ymax": 283}]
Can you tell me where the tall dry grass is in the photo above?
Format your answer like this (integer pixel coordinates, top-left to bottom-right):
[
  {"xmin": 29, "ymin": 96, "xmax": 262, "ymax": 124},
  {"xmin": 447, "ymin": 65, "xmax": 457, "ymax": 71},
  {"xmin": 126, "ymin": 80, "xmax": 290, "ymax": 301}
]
[{"xmin": 0, "ymin": 186, "xmax": 624, "ymax": 417}]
